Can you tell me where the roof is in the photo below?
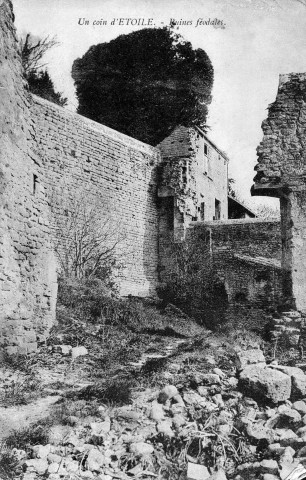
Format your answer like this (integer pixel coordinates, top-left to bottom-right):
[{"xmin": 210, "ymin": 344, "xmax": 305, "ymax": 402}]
[
  {"xmin": 234, "ymin": 253, "xmax": 281, "ymax": 269},
  {"xmin": 228, "ymin": 195, "xmax": 257, "ymax": 217}
]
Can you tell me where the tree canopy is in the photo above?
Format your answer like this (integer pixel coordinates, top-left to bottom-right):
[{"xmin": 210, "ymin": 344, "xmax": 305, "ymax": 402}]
[{"xmin": 72, "ymin": 27, "xmax": 214, "ymax": 145}]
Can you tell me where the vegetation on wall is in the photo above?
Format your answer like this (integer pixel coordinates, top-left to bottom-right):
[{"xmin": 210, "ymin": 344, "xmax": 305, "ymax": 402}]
[
  {"xmin": 19, "ymin": 33, "xmax": 67, "ymax": 107},
  {"xmin": 158, "ymin": 234, "xmax": 228, "ymax": 326},
  {"xmin": 72, "ymin": 27, "xmax": 214, "ymax": 146}
]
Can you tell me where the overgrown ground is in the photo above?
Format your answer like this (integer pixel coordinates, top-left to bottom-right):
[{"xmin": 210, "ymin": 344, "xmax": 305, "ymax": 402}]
[{"xmin": 0, "ymin": 279, "xmax": 299, "ymax": 480}]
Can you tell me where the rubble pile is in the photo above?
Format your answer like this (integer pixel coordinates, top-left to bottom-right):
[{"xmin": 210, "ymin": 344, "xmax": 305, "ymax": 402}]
[{"xmin": 8, "ymin": 343, "xmax": 306, "ymax": 480}]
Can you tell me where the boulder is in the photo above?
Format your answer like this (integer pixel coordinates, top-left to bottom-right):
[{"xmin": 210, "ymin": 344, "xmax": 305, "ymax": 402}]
[
  {"xmin": 272, "ymin": 366, "xmax": 306, "ymax": 398},
  {"xmin": 235, "ymin": 349, "xmax": 266, "ymax": 370},
  {"xmin": 239, "ymin": 365, "xmax": 291, "ymax": 403}
]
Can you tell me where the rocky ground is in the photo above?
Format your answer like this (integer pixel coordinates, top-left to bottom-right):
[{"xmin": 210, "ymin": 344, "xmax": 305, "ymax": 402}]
[{"xmin": 1, "ymin": 302, "xmax": 306, "ymax": 480}]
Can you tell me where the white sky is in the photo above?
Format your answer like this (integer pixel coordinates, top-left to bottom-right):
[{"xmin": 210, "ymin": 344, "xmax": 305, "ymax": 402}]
[{"xmin": 13, "ymin": 0, "xmax": 306, "ymax": 209}]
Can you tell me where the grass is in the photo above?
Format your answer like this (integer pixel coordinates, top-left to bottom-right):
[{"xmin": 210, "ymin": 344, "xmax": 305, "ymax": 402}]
[
  {"xmin": 4, "ymin": 420, "xmax": 51, "ymax": 450},
  {"xmin": 0, "ymin": 375, "xmax": 42, "ymax": 407},
  {"xmin": 72, "ymin": 377, "xmax": 134, "ymax": 406}
]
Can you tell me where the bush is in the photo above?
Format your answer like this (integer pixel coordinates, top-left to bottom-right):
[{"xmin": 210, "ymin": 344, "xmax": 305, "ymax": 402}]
[{"xmin": 0, "ymin": 446, "xmax": 21, "ymax": 480}]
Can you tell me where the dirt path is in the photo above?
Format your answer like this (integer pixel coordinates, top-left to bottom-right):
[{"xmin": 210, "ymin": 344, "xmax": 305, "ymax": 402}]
[{"xmin": 0, "ymin": 395, "xmax": 60, "ymax": 441}]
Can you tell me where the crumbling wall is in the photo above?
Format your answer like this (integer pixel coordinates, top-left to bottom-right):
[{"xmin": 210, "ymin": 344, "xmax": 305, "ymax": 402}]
[
  {"xmin": 0, "ymin": 0, "xmax": 57, "ymax": 353},
  {"xmin": 253, "ymin": 73, "xmax": 306, "ymax": 312},
  {"xmin": 31, "ymin": 96, "xmax": 161, "ymax": 296},
  {"xmin": 159, "ymin": 219, "xmax": 282, "ymax": 325}
]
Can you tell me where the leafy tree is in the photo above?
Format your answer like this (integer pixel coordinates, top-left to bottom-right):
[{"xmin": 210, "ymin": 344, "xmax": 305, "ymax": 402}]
[
  {"xmin": 72, "ymin": 27, "xmax": 213, "ymax": 145},
  {"xmin": 254, "ymin": 203, "xmax": 280, "ymax": 219},
  {"xmin": 19, "ymin": 33, "xmax": 67, "ymax": 107},
  {"xmin": 228, "ymin": 177, "xmax": 237, "ymax": 198},
  {"xmin": 26, "ymin": 70, "xmax": 67, "ymax": 107}
]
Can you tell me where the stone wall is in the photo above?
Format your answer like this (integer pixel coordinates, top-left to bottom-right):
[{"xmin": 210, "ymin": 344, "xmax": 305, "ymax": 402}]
[
  {"xmin": 253, "ymin": 73, "xmax": 306, "ymax": 312},
  {"xmin": 31, "ymin": 96, "xmax": 161, "ymax": 297},
  {"xmin": 159, "ymin": 219, "xmax": 282, "ymax": 321},
  {"xmin": 0, "ymin": 0, "xmax": 57, "ymax": 354}
]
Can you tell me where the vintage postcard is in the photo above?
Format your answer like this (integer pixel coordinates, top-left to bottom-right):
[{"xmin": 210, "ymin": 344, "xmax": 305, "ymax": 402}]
[{"xmin": 1, "ymin": 0, "xmax": 306, "ymax": 479}]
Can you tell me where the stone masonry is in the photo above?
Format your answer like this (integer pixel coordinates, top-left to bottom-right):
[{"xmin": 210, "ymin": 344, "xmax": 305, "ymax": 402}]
[
  {"xmin": 31, "ymin": 96, "xmax": 161, "ymax": 298},
  {"xmin": 252, "ymin": 73, "xmax": 306, "ymax": 313},
  {"xmin": 0, "ymin": 0, "xmax": 58, "ymax": 354}
]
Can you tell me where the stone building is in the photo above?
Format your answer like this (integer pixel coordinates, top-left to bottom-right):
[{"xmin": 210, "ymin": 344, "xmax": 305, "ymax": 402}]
[{"xmin": 157, "ymin": 126, "xmax": 229, "ymax": 242}]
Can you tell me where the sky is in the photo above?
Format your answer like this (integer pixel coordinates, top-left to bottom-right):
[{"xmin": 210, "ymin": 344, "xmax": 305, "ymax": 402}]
[{"xmin": 13, "ymin": 0, "xmax": 306, "ymax": 210}]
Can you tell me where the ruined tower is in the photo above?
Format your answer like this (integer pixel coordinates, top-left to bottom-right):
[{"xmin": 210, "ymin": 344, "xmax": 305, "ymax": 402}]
[{"xmin": 252, "ymin": 73, "xmax": 306, "ymax": 312}]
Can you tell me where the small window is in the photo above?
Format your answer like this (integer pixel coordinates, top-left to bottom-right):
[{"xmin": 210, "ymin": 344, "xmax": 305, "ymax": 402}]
[
  {"xmin": 33, "ymin": 174, "xmax": 38, "ymax": 195},
  {"xmin": 204, "ymin": 144, "xmax": 208, "ymax": 156},
  {"xmin": 200, "ymin": 202, "xmax": 205, "ymax": 221},
  {"xmin": 215, "ymin": 199, "xmax": 221, "ymax": 220}
]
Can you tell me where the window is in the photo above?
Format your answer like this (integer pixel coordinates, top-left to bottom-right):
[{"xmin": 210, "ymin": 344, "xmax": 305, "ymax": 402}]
[
  {"xmin": 203, "ymin": 144, "xmax": 209, "ymax": 174},
  {"xmin": 215, "ymin": 199, "xmax": 221, "ymax": 220},
  {"xmin": 200, "ymin": 202, "xmax": 205, "ymax": 221},
  {"xmin": 33, "ymin": 174, "xmax": 38, "ymax": 195}
]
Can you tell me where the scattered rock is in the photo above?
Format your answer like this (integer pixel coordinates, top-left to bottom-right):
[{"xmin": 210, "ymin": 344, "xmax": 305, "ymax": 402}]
[
  {"xmin": 235, "ymin": 349, "xmax": 266, "ymax": 370},
  {"xmin": 187, "ymin": 462, "xmax": 210, "ymax": 480},
  {"xmin": 71, "ymin": 346, "xmax": 88, "ymax": 359},
  {"xmin": 149, "ymin": 401, "xmax": 165, "ymax": 422},
  {"xmin": 208, "ymin": 470, "xmax": 228, "ymax": 480},
  {"xmin": 116, "ymin": 407, "xmax": 142, "ymax": 422},
  {"xmin": 260, "ymin": 459, "xmax": 278, "ymax": 475},
  {"xmin": 53, "ymin": 345, "xmax": 72, "ymax": 355},
  {"xmin": 158, "ymin": 385, "xmax": 178, "ymax": 404},
  {"xmin": 129, "ymin": 442, "xmax": 154, "ymax": 456},
  {"xmin": 25, "ymin": 458, "xmax": 49, "ymax": 475},
  {"xmin": 91, "ymin": 419, "xmax": 111, "ymax": 435},
  {"xmin": 32, "ymin": 444, "xmax": 51, "ymax": 459},
  {"xmin": 157, "ymin": 420, "xmax": 174, "ymax": 437},
  {"xmin": 292, "ymin": 400, "xmax": 306, "ymax": 415},
  {"xmin": 86, "ymin": 448, "xmax": 105, "ymax": 471},
  {"xmin": 246, "ymin": 423, "xmax": 274, "ymax": 443}
]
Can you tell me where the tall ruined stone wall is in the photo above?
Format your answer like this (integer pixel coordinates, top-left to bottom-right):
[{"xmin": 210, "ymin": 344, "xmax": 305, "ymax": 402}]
[
  {"xmin": 31, "ymin": 96, "xmax": 161, "ymax": 297},
  {"xmin": 0, "ymin": 1, "xmax": 57, "ymax": 353},
  {"xmin": 159, "ymin": 219, "xmax": 282, "ymax": 314},
  {"xmin": 253, "ymin": 73, "xmax": 306, "ymax": 312}
]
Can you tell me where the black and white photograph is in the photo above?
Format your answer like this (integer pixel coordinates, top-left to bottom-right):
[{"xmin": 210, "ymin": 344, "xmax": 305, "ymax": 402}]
[{"xmin": 1, "ymin": 0, "xmax": 306, "ymax": 478}]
